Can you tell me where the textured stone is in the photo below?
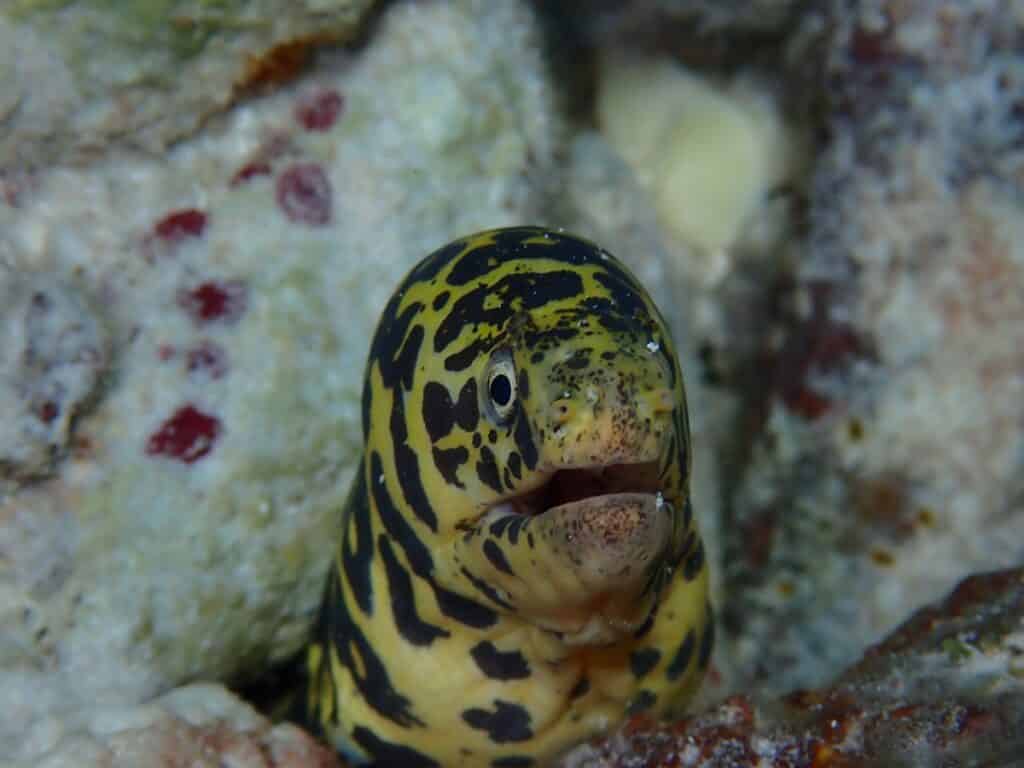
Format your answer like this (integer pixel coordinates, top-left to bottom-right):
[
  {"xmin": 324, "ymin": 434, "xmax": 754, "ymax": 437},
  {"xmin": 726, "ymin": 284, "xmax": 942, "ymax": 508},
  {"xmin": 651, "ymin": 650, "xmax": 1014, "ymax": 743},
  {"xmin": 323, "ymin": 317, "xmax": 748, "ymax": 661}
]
[
  {"xmin": 561, "ymin": 568, "xmax": 1024, "ymax": 767},
  {"xmin": 0, "ymin": 271, "xmax": 109, "ymax": 485},
  {"xmin": 0, "ymin": 0, "xmax": 375, "ymax": 170},
  {"xmin": 718, "ymin": 0, "xmax": 1024, "ymax": 695},
  {"xmin": 20, "ymin": 683, "xmax": 341, "ymax": 768}
]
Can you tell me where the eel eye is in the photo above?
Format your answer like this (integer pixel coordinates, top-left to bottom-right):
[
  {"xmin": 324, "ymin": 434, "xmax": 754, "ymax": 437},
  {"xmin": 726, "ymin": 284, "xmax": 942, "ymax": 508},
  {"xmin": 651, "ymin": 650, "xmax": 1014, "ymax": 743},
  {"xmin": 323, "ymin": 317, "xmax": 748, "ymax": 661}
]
[{"xmin": 485, "ymin": 352, "xmax": 517, "ymax": 424}]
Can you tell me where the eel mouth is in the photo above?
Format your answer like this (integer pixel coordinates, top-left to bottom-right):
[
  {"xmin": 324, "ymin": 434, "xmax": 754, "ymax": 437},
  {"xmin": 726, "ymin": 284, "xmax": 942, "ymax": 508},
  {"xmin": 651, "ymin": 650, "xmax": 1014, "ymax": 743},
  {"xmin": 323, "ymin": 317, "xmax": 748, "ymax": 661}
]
[
  {"xmin": 466, "ymin": 459, "xmax": 674, "ymax": 641},
  {"xmin": 486, "ymin": 460, "xmax": 664, "ymax": 519}
]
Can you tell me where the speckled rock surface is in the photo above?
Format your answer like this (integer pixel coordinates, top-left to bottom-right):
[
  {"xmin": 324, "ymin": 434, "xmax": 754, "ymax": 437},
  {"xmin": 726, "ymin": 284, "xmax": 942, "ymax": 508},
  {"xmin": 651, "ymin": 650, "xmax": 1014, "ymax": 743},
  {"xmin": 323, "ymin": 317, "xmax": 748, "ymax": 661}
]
[
  {"xmin": 560, "ymin": 567, "xmax": 1024, "ymax": 767},
  {"xmin": 713, "ymin": 0, "xmax": 1024, "ymax": 697},
  {"xmin": 0, "ymin": 0, "xmax": 375, "ymax": 170},
  {"xmin": 0, "ymin": 0, "xmax": 564, "ymax": 761},
  {"xmin": 0, "ymin": 271, "xmax": 110, "ymax": 486},
  {"xmin": 17, "ymin": 683, "xmax": 341, "ymax": 768}
]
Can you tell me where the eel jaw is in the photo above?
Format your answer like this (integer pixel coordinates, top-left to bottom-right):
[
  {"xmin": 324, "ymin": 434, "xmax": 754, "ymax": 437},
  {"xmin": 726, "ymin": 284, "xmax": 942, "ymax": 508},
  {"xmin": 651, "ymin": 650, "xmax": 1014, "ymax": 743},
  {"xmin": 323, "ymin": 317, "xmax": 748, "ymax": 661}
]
[
  {"xmin": 476, "ymin": 461, "xmax": 676, "ymax": 644},
  {"xmin": 487, "ymin": 460, "xmax": 666, "ymax": 519}
]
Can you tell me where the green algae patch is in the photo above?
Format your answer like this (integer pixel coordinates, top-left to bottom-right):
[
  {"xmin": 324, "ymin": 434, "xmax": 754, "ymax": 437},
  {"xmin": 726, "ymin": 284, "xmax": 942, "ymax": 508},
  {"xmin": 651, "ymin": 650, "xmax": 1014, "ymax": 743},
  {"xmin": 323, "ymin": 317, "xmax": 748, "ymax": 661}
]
[{"xmin": 942, "ymin": 637, "xmax": 975, "ymax": 664}]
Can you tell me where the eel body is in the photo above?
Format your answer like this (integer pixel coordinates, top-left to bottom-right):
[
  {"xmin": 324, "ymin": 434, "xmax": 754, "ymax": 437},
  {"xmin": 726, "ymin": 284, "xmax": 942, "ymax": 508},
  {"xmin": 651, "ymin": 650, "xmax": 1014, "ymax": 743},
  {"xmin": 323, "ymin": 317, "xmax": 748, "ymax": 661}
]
[{"xmin": 303, "ymin": 227, "xmax": 712, "ymax": 766}]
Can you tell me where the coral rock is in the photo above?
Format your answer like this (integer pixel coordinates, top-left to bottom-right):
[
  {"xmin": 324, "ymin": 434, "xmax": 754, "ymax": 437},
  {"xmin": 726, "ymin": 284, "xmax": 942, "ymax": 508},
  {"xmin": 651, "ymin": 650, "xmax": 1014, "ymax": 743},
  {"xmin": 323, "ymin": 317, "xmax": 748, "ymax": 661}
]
[
  {"xmin": 23, "ymin": 684, "xmax": 342, "ymax": 768},
  {"xmin": 0, "ymin": 0, "xmax": 376, "ymax": 170},
  {"xmin": 0, "ymin": 271, "xmax": 109, "ymax": 486},
  {"xmin": 562, "ymin": 568, "xmax": 1024, "ymax": 767},
  {"xmin": 720, "ymin": 0, "xmax": 1024, "ymax": 696}
]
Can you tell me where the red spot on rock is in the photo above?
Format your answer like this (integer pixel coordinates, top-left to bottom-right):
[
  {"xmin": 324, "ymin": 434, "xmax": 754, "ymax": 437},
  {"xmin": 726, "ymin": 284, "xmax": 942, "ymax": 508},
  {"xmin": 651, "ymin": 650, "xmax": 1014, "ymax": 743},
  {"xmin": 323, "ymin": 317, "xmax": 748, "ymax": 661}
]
[
  {"xmin": 295, "ymin": 88, "xmax": 344, "ymax": 131},
  {"xmin": 740, "ymin": 509, "xmax": 778, "ymax": 571},
  {"xmin": 773, "ymin": 283, "xmax": 866, "ymax": 420},
  {"xmin": 157, "ymin": 343, "xmax": 176, "ymax": 361},
  {"xmin": 229, "ymin": 136, "xmax": 295, "ymax": 188},
  {"xmin": 704, "ymin": 662, "xmax": 723, "ymax": 688},
  {"xmin": 186, "ymin": 340, "xmax": 229, "ymax": 379},
  {"xmin": 951, "ymin": 705, "xmax": 997, "ymax": 738},
  {"xmin": 849, "ymin": 26, "xmax": 895, "ymax": 65},
  {"xmin": 38, "ymin": 401, "xmax": 59, "ymax": 424},
  {"xmin": 0, "ymin": 171, "xmax": 39, "ymax": 208},
  {"xmin": 719, "ymin": 695, "xmax": 755, "ymax": 727},
  {"xmin": 177, "ymin": 280, "xmax": 248, "ymax": 325},
  {"xmin": 154, "ymin": 208, "xmax": 208, "ymax": 242},
  {"xmin": 230, "ymin": 162, "xmax": 272, "ymax": 187},
  {"xmin": 276, "ymin": 163, "xmax": 332, "ymax": 226},
  {"xmin": 623, "ymin": 714, "xmax": 657, "ymax": 736},
  {"xmin": 853, "ymin": 474, "xmax": 919, "ymax": 542},
  {"xmin": 146, "ymin": 404, "xmax": 222, "ymax": 464}
]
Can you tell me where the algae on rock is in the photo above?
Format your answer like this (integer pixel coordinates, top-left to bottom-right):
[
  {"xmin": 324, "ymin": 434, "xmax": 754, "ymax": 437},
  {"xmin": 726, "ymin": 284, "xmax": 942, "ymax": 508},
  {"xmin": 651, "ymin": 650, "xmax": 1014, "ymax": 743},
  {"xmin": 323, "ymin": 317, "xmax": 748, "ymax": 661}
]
[{"xmin": 0, "ymin": 0, "xmax": 376, "ymax": 169}]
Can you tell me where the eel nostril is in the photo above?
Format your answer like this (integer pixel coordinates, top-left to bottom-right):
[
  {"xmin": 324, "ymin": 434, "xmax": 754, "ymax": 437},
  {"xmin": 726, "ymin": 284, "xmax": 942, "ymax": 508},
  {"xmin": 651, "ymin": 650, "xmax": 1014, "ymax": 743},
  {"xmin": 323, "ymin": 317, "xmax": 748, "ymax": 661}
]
[
  {"xmin": 648, "ymin": 388, "xmax": 674, "ymax": 414},
  {"xmin": 550, "ymin": 399, "xmax": 574, "ymax": 425}
]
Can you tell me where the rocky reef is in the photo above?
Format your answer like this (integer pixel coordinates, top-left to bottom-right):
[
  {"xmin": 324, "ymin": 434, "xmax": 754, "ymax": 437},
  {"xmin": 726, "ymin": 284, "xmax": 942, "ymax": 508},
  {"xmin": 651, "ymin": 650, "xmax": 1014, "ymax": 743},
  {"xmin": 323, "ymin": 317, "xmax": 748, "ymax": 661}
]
[
  {"xmin": 0, "ymin": 0, "xmax": 375, "ymax": 169},
  {"xmin": 27, "ymin": 684, "xmax": 342, "ymax": 768},
  {"xmin": 562, "ymin": 568, "xmax": 1024, "ymax": 767},
  {"xmin": 1, "ymin": 0, "xmax": 1021, "ymax": 765}
]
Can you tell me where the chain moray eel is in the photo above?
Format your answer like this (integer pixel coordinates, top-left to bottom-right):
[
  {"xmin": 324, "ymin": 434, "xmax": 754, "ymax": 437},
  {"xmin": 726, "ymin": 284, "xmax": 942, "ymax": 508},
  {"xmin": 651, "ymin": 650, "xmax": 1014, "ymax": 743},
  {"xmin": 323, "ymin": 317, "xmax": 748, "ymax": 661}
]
[{"xmin": 302, "ymin": 226, "xmax": 712, "ymax": 766}]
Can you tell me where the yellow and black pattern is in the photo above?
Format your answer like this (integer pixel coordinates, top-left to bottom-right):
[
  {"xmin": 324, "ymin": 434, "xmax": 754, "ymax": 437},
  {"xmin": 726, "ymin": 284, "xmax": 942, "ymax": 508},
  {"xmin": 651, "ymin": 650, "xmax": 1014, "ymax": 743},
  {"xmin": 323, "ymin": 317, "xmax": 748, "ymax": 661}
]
[{"xmin": 303, "ymin": 227, "xmax": 712, "ymax": 766}]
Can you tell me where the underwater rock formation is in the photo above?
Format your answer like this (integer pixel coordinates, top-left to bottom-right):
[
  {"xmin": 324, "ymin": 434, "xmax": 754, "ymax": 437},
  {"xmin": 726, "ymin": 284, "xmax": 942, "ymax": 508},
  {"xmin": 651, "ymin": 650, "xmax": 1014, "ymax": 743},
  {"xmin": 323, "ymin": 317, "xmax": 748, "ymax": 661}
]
[
  {"xmin": 19, "ymin": 684, "xmax": 341, "ymax": 768},
  {"xmin": 0, "ymin": 0, "xmax": 375, "ymax": 169},
  {"xmin": 720, "ymin": 0, "xmax": 1024, "ymax": 696},
  {"xmin": 0, "ymin": 272, "xmax": 109, "ymax": 485},
  {"xmin": 561, "ymin": 567, "xmax": 1024, "ymax": 767}
]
